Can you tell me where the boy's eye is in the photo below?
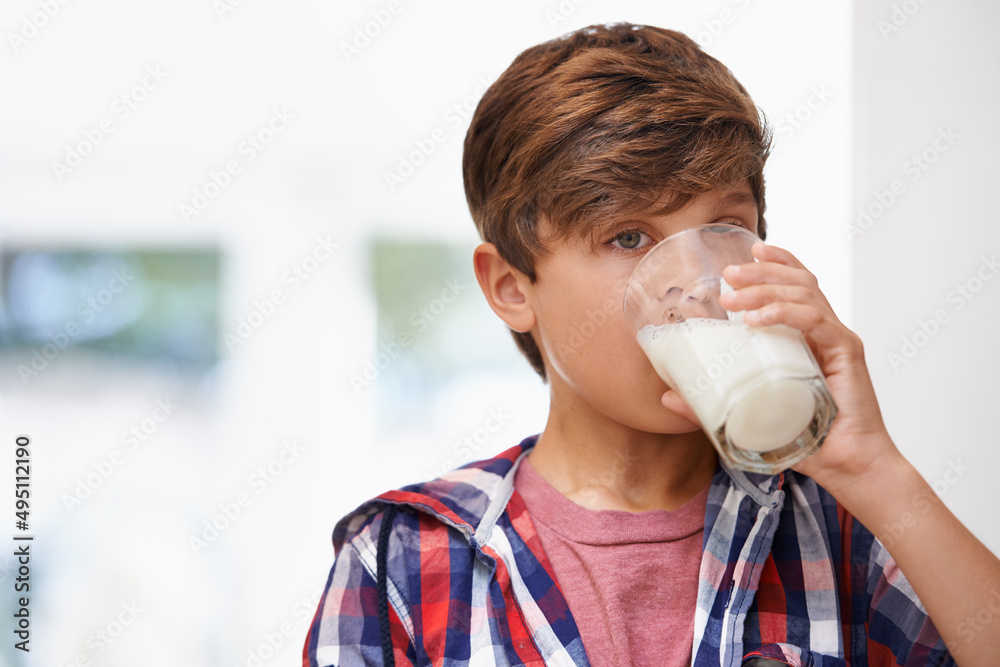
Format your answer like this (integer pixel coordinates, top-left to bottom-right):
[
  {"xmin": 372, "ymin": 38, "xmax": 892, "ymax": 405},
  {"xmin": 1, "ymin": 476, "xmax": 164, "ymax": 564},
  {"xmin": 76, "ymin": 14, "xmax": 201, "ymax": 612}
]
[
  {"xmin": 711, "ymin": 219, "xmax": 751, "ymax": 231},
  {"xmin": 611, "ymin": 230, "xmax": 652, "ymax": 250}
]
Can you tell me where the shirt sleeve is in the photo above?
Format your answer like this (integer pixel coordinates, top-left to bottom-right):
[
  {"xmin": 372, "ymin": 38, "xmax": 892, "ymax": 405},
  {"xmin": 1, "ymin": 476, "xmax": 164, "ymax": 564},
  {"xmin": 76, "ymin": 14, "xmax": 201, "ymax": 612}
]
[
  {"xmin": 860, "ymin": 533, "xmax": 956, "ymax": 667},
  {"xmin": 302, "ymin": 509, "xmax": 417, "ymax": 667}
]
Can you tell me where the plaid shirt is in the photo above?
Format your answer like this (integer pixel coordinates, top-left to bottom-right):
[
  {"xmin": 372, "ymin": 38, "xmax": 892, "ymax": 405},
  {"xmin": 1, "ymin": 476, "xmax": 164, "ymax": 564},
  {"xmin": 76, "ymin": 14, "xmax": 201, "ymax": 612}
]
[{"xmin": 303, "ymin": 436, "xmax": 954, "ymax": 666}]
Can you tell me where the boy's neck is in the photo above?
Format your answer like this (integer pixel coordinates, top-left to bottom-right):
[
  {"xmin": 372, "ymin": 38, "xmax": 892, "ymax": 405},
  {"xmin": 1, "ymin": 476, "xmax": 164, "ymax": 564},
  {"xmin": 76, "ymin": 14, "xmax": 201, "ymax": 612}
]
[{"xmin": 530, "ymin": 402, "xmax": 718, "ymax": 513}]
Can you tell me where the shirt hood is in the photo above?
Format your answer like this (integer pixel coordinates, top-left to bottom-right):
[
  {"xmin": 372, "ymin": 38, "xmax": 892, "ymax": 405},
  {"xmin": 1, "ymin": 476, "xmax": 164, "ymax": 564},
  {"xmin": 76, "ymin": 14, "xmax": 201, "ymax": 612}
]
[{"xmin": 332, "ymin": 434, "xmax": 785, "ymax": 554}]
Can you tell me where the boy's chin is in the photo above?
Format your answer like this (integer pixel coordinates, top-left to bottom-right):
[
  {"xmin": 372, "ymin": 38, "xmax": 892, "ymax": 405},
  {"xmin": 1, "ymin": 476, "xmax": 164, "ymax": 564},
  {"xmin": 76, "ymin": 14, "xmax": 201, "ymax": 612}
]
[
  {"xmin": 631, "ymin": 411, "xmax": 706, "ymax": 436},
  {"xmin": 652, "ymin": 418, "xmax": 706, "ymax": 437}
]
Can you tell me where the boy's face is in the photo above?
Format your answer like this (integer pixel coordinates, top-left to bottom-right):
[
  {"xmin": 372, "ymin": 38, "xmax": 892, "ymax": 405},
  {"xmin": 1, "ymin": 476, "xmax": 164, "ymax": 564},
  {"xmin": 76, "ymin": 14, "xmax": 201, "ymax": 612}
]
[{"xmin": 528, "ymin": 183, "xmax": 759, "ymax": 435}]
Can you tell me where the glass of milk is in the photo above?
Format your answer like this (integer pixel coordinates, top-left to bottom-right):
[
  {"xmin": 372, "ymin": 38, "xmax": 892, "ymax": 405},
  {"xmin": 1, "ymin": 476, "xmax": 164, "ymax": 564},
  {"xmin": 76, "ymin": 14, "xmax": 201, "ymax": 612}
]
[{"xmin": 623, "ymin": 224, "xmax": 837, "ymax": 474}]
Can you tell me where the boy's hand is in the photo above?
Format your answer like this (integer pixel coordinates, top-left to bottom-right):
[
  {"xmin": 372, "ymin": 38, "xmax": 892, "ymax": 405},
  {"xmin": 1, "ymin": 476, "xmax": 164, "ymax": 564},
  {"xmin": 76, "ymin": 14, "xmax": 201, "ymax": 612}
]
[
  {"xmin": 710, "ymin": 242, "xmax": 1000, "ymax": 667},
  {"xmin": 712, "ymin": 241, "xmax": 902, "ymax": 490}
]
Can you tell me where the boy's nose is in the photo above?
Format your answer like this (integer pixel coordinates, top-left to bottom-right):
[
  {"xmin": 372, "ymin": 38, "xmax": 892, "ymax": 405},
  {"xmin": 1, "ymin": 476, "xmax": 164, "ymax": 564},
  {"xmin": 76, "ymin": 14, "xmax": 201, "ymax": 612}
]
[
  {"xmin": 679, "ymin": 278, "xmax": 727, "ymax": 320},
  {"xmin": 660, "ymin": 286, "xmax": 684, "ymax": 323}
]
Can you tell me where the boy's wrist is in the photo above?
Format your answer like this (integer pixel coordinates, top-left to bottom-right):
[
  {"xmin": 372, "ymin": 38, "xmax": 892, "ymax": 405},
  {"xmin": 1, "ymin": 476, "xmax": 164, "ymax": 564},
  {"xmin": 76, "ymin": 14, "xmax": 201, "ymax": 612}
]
[
  {"xmin": 811, "ymin": 436, "xmax": 925, "ymax": 534},
  {"xmin": 800, "ymin": 431, "xmax": 912, "ymax": 512}
]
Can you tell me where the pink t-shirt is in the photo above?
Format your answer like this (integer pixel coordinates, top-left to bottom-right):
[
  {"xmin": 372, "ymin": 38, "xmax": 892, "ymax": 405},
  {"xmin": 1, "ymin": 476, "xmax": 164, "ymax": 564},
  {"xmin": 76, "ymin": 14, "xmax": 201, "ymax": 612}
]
[{"xmin": 513, "ymin": 456, "xmax": 708, "ymax": 667}]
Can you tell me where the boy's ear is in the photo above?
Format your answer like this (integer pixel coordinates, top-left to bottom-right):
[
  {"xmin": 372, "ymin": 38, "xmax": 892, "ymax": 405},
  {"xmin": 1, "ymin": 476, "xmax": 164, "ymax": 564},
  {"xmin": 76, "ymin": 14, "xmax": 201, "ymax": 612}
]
[{"xmin": 473, "ymin": 243, "xmax": 536, "ymax": 334}]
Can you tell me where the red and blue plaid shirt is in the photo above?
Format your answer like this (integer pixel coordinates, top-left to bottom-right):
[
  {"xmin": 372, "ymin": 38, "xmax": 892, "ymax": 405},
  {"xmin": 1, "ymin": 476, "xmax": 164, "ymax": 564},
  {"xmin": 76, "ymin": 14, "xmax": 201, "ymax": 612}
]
[{"xmin": 303, "ymin": 436, "xmax": 954, "ymax": 666}]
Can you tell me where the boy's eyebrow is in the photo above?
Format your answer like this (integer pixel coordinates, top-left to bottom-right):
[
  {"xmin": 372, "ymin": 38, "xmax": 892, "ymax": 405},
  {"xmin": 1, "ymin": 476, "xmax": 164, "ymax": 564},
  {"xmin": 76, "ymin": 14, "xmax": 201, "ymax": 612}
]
[
  {"xmin": 584, "ymin": 190, "xmax": 759, "ymax": 244},
  {"xmin": 711, "ymin": 191, "xmax": 758, "ymax": 215}
]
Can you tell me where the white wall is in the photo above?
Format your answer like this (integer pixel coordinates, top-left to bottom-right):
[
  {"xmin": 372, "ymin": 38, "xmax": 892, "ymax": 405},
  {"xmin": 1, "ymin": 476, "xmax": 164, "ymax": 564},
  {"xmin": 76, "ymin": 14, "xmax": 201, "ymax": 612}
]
[
  {"xmin": 852, "ymin": 0, "xmax": 1000, "ymax": 554},
  {"xmin": 0, "ymin": 1, "xmax": 876, "ymax": 665}
]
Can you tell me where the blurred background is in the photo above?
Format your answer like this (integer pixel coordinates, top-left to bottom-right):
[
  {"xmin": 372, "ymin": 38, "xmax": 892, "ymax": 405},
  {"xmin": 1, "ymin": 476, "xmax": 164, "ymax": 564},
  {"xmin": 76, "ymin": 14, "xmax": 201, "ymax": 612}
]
[{"xmin": 0, "ymin": 0, "xmax": 996, "ymax": 664}]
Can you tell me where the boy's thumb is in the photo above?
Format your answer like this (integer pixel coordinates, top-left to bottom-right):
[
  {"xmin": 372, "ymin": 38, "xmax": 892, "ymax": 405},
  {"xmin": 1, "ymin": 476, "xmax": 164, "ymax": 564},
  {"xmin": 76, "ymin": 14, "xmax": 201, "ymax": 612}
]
[{"xmin": 660, "ymin": 389, "xmax": 700, "ymax": 425}]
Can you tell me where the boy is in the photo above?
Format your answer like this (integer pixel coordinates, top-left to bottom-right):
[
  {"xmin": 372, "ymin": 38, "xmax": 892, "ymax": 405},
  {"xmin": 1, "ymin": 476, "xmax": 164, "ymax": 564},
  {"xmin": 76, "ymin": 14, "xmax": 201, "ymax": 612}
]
[{"xmin": 305, "ymin": 23, "xmax": 1000, "ymax": 666}]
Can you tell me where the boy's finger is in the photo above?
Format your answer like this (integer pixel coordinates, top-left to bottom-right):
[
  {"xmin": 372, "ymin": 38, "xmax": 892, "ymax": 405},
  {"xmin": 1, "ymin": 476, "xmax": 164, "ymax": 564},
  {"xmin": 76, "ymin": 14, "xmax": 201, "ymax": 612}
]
[
  {"xmin": 720, "ymin": 283, "xmax": 819, "ymax": 312},
  {"xmin": 722, "ymin": 262, "xmax": 817, "ymax": 289},
  {"xmin": 742, "ymin": 302, "xmax": 854, "ymax": 352},
  {"xmin": 750, "ymin": 241, "xmax": 807, "ymax": 269}
]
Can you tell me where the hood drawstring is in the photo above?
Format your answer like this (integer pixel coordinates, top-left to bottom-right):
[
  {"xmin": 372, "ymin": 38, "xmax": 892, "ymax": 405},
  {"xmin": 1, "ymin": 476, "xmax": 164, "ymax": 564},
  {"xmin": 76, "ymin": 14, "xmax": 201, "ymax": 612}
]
[{"xmin": 377, "ymin": 504, "xmax": 398, "ymax": 666}]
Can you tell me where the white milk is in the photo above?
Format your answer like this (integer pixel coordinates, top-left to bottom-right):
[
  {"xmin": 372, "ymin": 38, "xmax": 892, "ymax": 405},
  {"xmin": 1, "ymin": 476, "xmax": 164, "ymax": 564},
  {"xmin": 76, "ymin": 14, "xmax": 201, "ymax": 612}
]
[{"xmin": 636, "ymin": 318, "xmax": 818, "ymax": 452}]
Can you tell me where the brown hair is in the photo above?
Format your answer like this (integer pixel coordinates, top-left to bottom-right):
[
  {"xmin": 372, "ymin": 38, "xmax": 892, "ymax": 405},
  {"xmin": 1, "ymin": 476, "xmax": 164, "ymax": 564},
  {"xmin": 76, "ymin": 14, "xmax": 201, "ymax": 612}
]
[{"xmin": 463, "ymin": 22, "xmax": 771, "ymax": 380}]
